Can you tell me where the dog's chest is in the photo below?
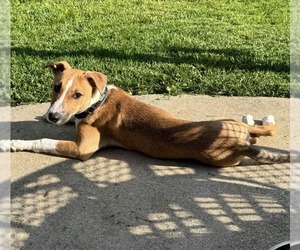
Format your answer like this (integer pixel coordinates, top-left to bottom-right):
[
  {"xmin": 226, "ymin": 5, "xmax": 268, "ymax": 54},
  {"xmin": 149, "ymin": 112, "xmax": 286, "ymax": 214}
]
[{"xmin": 99, "ymin": 137, "xmax": 126, "ymax": 149}]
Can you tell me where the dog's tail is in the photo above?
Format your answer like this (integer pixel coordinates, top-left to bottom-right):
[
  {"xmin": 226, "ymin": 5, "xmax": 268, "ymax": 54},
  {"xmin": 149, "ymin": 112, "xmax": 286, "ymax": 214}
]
[{"xmin": 243, "ymin": 145, "xmax": 290, "ymax": 164}]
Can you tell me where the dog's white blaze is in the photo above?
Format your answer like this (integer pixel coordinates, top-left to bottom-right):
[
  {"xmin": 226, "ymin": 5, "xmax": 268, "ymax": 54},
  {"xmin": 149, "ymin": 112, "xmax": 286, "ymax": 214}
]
[{"xmin": 51, "ymin": 77, "xmax": 75, "ymax": 113}]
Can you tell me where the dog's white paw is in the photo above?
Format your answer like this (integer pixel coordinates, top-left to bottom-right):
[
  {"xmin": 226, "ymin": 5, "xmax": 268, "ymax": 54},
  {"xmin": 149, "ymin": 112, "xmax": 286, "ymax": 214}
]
[
  {"xmin": 10, "ymin": 140, "xmax": 32, "ymax": 152},
  {"xmin": 10, "ymin": 140, "xmax": 21, "ymax": 152},
  {"xmin": 0, "ymin": 140, "xmax": 11, "ymax": 152},
  {"xmin": 242, "ymin": 114, "xmax": 255, "ymax": 126},
  {"xmin": 0, "ymin": 140, "xmax": 28, "ymax": 152},
  {"xmin": 262, "ymin": 115, "xmax": 275, "ymax": 125}
]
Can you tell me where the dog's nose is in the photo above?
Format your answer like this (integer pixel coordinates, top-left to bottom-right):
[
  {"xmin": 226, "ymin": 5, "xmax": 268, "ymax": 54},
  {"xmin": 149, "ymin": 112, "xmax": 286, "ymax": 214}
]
[{"xmin": 48, "ymin": 112, "xmax": 61, "ymax": 123}]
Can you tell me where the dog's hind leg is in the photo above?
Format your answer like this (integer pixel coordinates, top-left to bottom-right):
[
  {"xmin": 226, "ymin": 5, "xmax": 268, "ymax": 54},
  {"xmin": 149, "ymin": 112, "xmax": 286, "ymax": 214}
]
[
  {"xmin": 242, "ymin": 114, "xmax": 255, "ymax": 126},
  {"xmin": 243, "ymin": 115, "xmax": 276, "ymax": 141},
  {"xmin": 242, "ymin": 114, "xmax": 259, "ymax": 144}
]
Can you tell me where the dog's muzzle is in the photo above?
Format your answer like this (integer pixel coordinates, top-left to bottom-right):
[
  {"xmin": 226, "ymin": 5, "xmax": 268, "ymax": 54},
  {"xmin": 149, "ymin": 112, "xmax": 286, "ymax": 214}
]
[{"xmin": 47, "ymin": 112, "xmax": 63, "ymax": 123}]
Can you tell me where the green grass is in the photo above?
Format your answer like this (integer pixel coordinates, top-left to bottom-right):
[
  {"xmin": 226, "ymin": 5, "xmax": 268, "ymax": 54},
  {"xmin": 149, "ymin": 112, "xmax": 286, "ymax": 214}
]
[{"xmin": 11, "ymin": 0, "xmax": 289, "ymax": 105}]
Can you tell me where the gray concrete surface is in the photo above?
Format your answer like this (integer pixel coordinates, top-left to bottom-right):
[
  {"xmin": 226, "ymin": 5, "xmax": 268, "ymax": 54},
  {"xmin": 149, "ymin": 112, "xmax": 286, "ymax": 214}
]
[{"xmin": 8, "ymin": 95, "xmax": 289, "ymax": 250}]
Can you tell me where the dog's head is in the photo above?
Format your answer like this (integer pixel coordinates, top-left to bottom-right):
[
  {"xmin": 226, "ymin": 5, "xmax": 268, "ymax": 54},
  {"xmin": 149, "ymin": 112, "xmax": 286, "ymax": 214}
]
[{"xmin": 46, "ymin": 61, "xmax": 107, "ymax": 125}]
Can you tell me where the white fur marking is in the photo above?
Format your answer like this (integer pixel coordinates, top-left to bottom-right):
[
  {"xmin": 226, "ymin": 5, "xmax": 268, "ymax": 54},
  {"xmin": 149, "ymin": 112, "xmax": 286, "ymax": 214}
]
[
  {"xmin": 51, "ymin": 77, "xmax": 74, "ymax": 113},
  {"xmin": 262, "ymin": 115, "xmax": 275, "ymax": 125},
  {"xmin": 9, "ymin": 139, "xmax": 59, "ymax": 154},
  {"xmin": 242, "ymin": 114, "xmax": 255, "ymax": 126},
  {"xmin": 89, "ymin": 87, "xmax": 101, "ymax": 107},
  {"xmin": 89, "ymin": 85, "xmax": 117, "ymax": 107},
  {"xmin": 99, "ymin": 138, "xmax": 127, "ymax": 149},
  {"xmin": 107, "ymin": 85, "xmax": 118, "ymax": 91},
  {"xmin": 0, "ymin": 140, "xmax": 10, "ymax": 152}
]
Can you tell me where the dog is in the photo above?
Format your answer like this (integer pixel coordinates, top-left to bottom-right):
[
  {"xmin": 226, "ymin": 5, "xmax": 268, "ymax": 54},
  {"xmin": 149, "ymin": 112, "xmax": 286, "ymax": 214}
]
[{"xmin": 0, "ymin": 61, "xmax": 289, "ymax": 167}]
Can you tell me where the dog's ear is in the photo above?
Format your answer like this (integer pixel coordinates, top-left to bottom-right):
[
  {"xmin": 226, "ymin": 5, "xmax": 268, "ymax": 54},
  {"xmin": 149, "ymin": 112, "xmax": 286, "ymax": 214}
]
[
  {"xmin": 85, "ymin": 71, "xmax": 108, "ymax": 92},
  {"xmin": 46, "ymin": 61, "xmax": 71, "ymax": 75}
]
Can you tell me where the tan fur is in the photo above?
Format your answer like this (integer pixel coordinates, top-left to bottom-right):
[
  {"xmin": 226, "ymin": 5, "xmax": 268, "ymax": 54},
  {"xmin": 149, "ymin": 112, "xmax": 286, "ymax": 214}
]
[{"xmin": 37, "ymin": 61, "xmax": 290, "ymax": 166}]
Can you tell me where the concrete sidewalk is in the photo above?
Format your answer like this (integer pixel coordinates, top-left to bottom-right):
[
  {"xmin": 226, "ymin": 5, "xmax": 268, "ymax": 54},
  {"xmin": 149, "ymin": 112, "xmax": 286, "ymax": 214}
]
[{"xmin": 9, "ymin": 95, "xmax": 289, "ymax": 250}]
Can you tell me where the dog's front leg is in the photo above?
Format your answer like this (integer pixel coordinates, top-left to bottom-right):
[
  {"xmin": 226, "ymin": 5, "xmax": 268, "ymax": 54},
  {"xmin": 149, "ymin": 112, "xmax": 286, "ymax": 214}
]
[
  {"xmin": 56, "ymin": 123, "xmax": 101, "ymax": 160},
  {"xmin": 0, "ymin": 123, "xmax": 100, "ymax": 160},
  {"xmin": 10, "ymin": 138, "xmax": 60, "ymax": 155},
  {"xmin": 0, "ymin": 139, "xmax": 56, "ymax": 153}
]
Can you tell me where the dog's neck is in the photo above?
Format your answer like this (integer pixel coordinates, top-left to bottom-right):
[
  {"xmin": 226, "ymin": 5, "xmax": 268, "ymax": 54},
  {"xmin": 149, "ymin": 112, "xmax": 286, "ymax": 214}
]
[{"xmin": 75, "ymin": 86, "xmax": 108, "ymax": 119}]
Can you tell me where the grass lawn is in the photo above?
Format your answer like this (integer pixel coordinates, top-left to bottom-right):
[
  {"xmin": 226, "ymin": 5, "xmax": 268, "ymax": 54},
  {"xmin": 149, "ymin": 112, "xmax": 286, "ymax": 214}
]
[{"xmin": 11, "ymin": 0, "xmax": 289, "ymax": 105}]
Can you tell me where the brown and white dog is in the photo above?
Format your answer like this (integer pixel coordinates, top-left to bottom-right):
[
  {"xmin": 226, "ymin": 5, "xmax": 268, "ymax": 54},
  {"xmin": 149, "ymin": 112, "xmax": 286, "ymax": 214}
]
[{"xmin": 0, "ymin": 61, "xmax": 289, "ymax": 167}]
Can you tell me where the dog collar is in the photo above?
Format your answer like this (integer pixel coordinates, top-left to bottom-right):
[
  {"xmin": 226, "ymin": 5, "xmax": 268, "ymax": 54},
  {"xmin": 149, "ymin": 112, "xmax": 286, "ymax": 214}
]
[{"xmin": 75, "ymin": 86, "xmax": 108, "ymax": 119}]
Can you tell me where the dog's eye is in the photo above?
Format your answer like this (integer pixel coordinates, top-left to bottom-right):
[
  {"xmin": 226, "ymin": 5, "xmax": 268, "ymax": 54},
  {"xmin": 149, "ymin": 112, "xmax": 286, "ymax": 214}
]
[
  {"xmin": 73, "ymin": 93, "xmax": 82, "ymax": 99},
  {"xmin": 54, "ymin": 83, "xmax": 62, "ymax": 93}
]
